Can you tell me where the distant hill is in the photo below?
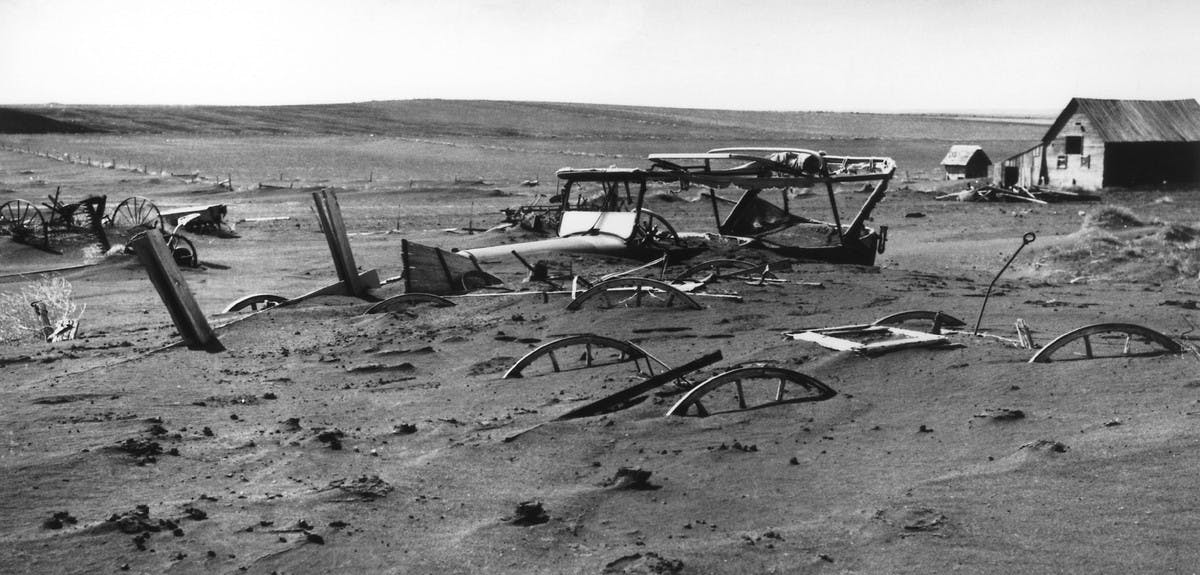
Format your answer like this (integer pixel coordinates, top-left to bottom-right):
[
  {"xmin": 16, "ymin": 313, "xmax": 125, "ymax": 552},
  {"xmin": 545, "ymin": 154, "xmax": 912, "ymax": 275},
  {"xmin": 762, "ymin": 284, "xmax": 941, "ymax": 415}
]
[
  {"xmin": 0, "ymin": 99, "xmax": 1050, "ymax": 141},
  {"xmin": 0, "ymin": 107, "xmax": 98, "ymax": 133}
]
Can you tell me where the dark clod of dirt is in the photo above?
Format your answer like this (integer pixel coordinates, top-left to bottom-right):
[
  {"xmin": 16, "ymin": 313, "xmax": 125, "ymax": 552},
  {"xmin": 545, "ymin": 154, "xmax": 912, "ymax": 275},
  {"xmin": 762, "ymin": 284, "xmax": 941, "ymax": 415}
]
[
  {"xmin": 315, "ymin": 429, "xmax": 345, "ymax": 450},
  {"xmin": 917, "ymin": 425, "xmax": 934, "ymax": 433},
  {"xmin": 106, "ymin": 505, "xmax": 180, "ymax": 537},
  {"xmin": 42, "ymin": 511, "xmax": 78, "ymax": 529},
  {"xmin": 305, "ymin": 532, "xmax": 325, "ymax": 544},
  {"xmin": 279, "ymin": 418, "xmax": 302, "ymax": 432},
  {"xmin": 113, "ymin": 438, "xmax": 163, "ymax": 464},
  {"xmin": 1020, "ymin": 439, "xmax": 1069, "ymax": 453},
  {"xmin": 328, "ymin": 475, "xmax": 393, "ymax": 500},
  {"xmin": 183, "ymin": 507, "xmax": 207, "ymax": 521},
  {"xmin": 974, "ymin": 408, "xmax": 1026, "ymax": 421},
  {"xmin": 602, "ymin": 552, "xmax": 684, "ymax": 574},
  {"xmin": 603, "ymin": 467, "xmax": 660, "ymax": 490},
  {"xmin": 201, "ymin": 427, "xmax": 214, "ymax": 437},
  {"xmin": 393, "ymin": 423, "xmax": 418, "ymax": 435},
  {"xmin": 507, "ymin": 500, "xmax": 550, "ymax": 526},
  {"xmin": 263, "ymin": 392, "xmax": 278, "ymax": 400}
]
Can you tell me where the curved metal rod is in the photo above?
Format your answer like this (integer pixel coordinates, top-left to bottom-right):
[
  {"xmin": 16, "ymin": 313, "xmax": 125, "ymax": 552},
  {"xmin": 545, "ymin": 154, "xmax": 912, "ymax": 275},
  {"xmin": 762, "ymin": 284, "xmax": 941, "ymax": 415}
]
[
  {"xmin": 1029, "ymin": 323, "xmax": 1183, "ymax": 363},
  {"xmin": 873, "ymin": 310, "xmax": 966, "ymax": 332},
  {"xmin": 364, "ymin": 292, "xmax": 456, "ymax": 314},
  {"xmin": 222, "ymin": 293, "xmax": 289, "ymax": 313},
  {"xmin": 974, "ymin": 232, "xmax": 1036, "ymax": 335},
  {"xmin": 666, "ymin": 366, "xmax": 837, "ymax": 417},
  {"xmin": 566, "ymin": 277, "xmax": 702, "ymax": 311},
  {"xmin": 502, "ymin": 334, "xmax": 667, "ymax": 379}
]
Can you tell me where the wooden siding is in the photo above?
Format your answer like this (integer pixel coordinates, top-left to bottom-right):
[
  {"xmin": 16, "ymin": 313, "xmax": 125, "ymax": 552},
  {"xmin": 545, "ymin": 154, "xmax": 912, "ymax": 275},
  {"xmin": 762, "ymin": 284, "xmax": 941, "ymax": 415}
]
[{"xmin": 1044, "ymin": 111, "xmax": 1105, "ymax": 190}]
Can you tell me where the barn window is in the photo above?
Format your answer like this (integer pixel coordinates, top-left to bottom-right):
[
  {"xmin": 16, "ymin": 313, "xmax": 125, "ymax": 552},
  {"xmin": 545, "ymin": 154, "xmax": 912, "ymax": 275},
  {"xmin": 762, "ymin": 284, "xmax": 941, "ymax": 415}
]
[
  {"xmin": 1057, "ymin": 155, "xmax": 1068, "ymax": 169},
  {"xmin": 1065, "ymin": 136, "xmax": 1083, "ymax": 154}
]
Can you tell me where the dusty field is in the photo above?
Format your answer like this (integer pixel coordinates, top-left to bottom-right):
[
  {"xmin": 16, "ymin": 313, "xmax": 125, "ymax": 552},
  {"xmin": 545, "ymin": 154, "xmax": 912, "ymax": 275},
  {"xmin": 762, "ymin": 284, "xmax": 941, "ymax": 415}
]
[{"xmin": 3, "ymin": 141, "xmax": 1200, "ymax": 575}]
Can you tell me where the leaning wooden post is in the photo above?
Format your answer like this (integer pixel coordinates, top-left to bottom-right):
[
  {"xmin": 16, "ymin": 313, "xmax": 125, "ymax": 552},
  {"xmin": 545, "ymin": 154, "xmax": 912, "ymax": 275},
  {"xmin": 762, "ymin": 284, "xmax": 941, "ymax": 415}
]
[
  {"xmin": 132, "ymin": 231, "xmax": 223, "ymax": 351},
  {"xmin": 312, "ymin": 189, "xmax": 366, "ymax": 297}
]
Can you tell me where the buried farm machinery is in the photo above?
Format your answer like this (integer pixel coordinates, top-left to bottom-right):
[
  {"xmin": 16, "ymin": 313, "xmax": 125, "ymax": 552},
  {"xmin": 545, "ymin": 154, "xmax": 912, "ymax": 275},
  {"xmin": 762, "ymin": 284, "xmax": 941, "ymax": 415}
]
[{"xmin": 0, "ymin": 190, "xmax": 229, "ymax": 267}]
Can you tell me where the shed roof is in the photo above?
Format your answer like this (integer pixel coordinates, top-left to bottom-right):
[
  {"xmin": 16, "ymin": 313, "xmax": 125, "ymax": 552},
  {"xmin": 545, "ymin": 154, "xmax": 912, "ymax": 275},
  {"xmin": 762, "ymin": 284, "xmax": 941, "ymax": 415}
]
[
  {"xmin": 1045, "ymin": 98, "xmax": 1200, "ymax": 143},
  {"xmin": 940, "ymin": 145, "xmax": 991, "ymax": 167}
]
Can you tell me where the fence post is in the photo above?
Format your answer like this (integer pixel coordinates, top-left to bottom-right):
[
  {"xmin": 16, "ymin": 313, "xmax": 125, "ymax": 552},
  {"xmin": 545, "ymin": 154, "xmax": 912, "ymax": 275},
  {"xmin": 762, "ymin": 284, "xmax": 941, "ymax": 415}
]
[
  {"xmin": 312, "ymin": 189, "xmax": 366, "ymax": 297},
  {"xmin": 132, "ymin": 231, "xmax": 223, "ymax": 351}
]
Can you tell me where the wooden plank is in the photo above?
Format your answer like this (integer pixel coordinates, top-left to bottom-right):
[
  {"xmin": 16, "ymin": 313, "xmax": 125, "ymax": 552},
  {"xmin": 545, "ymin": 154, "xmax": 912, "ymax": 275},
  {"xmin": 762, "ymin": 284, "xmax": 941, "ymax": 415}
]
[
  {"xmin": 555, "ymin": 350, "xmax": 723, "ymax": 420},
  {"xmin": 132, "ymin": 232, "xmax": 223, "ymax": 352},
  {"xmin": 1015, "ymin": 319, "xmax": 1034, "ymax": 349},
  {"xmin": 312, "ymin": 190, "xmax": 365, "ymax": 297}
]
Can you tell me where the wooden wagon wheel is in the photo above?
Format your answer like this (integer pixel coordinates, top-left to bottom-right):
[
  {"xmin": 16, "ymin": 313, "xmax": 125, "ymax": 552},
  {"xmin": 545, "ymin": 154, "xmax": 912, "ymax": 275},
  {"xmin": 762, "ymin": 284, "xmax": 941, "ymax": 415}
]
[
  {"xmin": 502, "ymin": 334, "xmax": 669, "ymax": 379},
  {"xmin": 364, "ymin": 293, "xmax": 456, "ymax": 314},
  {"xmin": 0, "ymin": 199, "xmax": 49, "ymax": 248},
  {"xmin": 222, "ymin": 293, "xmax": 289, "ymax": 313},
  {"xmin": 1028, "ymin": 323, "xmax": 1183, "ymax": 363},
  {"xmin": 566, "ymin": 277, "xmax": 702, "ymax": 311},
  {"xmin": 165, "ymin": 233, "xmax": 199, "ymax": 268},
  {"xmin": 108, "ymin": 196, "xmax": 161, "ymax": 234},
  {"xmin": 671, "ymin": 259, "xmax": 763, "ymax": 283},
  {"xmin": 633, "ymin": 208, "xmax": 679, "ymax": 243},
  {"xmin": 872, "ymin": 310, "xmax": 966, "ymax": 332},
  {"xmin": 666, "ymin": 366, "xmax": 837, "ymax": 417}
]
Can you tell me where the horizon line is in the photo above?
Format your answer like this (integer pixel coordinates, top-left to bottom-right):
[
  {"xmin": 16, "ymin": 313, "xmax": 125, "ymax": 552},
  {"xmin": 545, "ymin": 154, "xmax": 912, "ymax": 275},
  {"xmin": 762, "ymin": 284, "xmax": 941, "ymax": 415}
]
[{"xmin": 0, "ymin": 97, "xmax": 1063, "ymax": 118}]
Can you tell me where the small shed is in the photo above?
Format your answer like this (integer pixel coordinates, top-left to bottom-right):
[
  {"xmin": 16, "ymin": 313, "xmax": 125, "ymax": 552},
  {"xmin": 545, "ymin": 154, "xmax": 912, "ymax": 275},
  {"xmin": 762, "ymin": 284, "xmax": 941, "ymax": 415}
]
[
  {"xmin": 997, "ymin": 98, "xmax": 1200, "ymax": 190},
  {"xmin": 940, "ymin": 145, "xmax": 992, "ymax": 179}
]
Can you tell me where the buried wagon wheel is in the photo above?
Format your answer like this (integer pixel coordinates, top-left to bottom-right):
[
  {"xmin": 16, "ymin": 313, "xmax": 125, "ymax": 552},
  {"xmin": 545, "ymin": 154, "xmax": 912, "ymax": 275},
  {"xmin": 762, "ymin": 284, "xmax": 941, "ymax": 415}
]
[
  {"xmin": 566, "ymin": 277, "xmax": 701, "ymax": 311},
  {"xmin": 502, "ymin": 334, "xmax": 670, "ymax": 379},
  {"xmin": 872, "ymin": 310, "xmax": 966, "ymax": 334},
  {"xmin": 165, "ymin": 233, "xmax": 199, "ymax": 268},
  {"xmin": 632, "ymin": 208, "xmax": 680, "ymax": 244},
  {"xmin": 665, "ymin": 366, "xmax": 837, "ymax": 417},
  {"xmin": 364, "ymin": 293, "xmax": 456, "ymax": 314},
  {"xmin": 1028, "ymin": 323, "xmax": 1183, "ymax": 363},
  {"xmin": 108, "ymin": 196, "xmax": 161, "ymax": 235},
  {"xmin": 124, "ymin": 231, "xmax": 199, "ymax": 268},
  {"xmin": 0, "ymin": 199, "xmax": 49, "ymax": 248},
  {"xmin": 222, "ymin": 293, "xmax": 289, "ymax": 313}
]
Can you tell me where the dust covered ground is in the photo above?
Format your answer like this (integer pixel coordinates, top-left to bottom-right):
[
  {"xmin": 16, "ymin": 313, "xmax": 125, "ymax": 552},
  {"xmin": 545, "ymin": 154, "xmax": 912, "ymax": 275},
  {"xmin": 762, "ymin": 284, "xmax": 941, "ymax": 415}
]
[{"xmin": 4, "ymin": 147, "xmax": 1200, "ymax": 574}]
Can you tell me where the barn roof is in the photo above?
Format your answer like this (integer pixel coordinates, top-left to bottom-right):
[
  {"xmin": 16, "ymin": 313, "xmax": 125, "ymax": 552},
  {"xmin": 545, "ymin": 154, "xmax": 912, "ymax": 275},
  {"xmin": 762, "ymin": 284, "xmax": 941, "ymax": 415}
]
[
  {"xmin": 940, "ymin": 145, "xmax": 991, "ymax": 167},
  {"xmin": 1045, "ymin": 98, "xmax": 1200, "ymax": 143}
]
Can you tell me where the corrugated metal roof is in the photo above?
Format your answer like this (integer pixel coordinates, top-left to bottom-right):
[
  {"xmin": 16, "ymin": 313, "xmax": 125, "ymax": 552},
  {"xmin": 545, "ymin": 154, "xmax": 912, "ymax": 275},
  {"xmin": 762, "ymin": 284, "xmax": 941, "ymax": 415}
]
[
  {"xmin": 1045, "ymin": 98, "xmax": 1200, "ymax": 142},
  {"xmin": 940, "ymin": 145, "xmax": 990, "ymax": 166}
]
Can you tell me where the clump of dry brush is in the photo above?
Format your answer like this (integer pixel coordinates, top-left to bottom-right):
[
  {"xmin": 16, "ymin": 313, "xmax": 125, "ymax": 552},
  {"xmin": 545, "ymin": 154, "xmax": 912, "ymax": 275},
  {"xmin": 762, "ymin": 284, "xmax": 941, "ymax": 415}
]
[
  {"xmin": 0, "ymin": 275, "xmax": 84, "ymax": 343},
  {"xmin": 1040, "ymin": 206, "xmax": 1200, "ymax": 282}
]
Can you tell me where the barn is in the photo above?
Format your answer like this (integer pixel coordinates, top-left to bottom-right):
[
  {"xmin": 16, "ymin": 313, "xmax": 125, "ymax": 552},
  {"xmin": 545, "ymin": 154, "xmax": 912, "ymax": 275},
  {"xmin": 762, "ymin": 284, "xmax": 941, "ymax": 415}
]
[
  {"xmin": 997, "ymin": 98, "xmax": 1200, "ymax": 191},
  {"xmin": 940, "ymin": 145, "xmax": 992, "ymax": 179}
]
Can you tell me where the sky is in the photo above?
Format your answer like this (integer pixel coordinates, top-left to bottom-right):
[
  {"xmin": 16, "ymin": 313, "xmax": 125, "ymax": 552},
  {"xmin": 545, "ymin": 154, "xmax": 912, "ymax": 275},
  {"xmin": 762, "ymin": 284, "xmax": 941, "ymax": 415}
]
[{"xmin": 2, "ymin": 0, "xmax": 1199, "ymax": 113}]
